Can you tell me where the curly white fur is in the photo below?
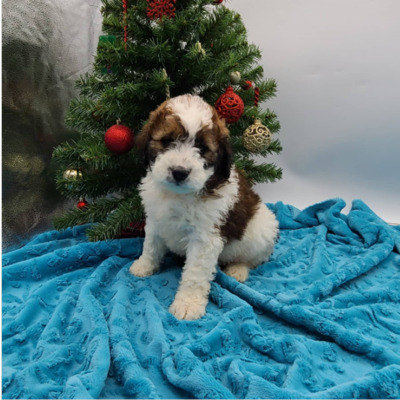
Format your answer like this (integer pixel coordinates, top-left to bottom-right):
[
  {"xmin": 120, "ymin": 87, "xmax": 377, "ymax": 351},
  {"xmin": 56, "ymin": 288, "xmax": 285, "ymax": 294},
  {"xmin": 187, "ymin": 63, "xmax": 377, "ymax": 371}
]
[{"xmin": 130, "ymin": 95, "xmax": 278, "ymax": 320}]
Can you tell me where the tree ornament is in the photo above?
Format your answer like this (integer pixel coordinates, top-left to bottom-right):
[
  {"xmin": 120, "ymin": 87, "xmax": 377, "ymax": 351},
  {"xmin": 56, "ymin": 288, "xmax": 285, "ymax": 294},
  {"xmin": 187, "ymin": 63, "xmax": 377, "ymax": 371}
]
[
  {"xmin": 123, "ymin": 0, "xmax": 128, "ymax": 50},
  {"xmin": 229, "ymin": 71, "xmax": 241, "ymax": 84},
  {"xmin": 195, "ymin": 41, "xmax": 206, "ymax": 57},
  {"xmin": 214, "ymin": 0, "xmax": 224, "ymax": 4},
  {"xmin": 254, "ymin": 87, "xmax": 260, "ymax": 107},
  {"xmin": 215, "ymin": 86, "xmax": 244, "ymax": 124},
  {"xmin": 77, "ymin": 198, "xmax": 88, "ymax": 209},
  {"xmin": 63, "ymin": 169, "xmax": 82, "ymax": 180},
  {"xmin": 119, "ymin": 220, "xmax": 146, "ymax": 238},
  {"xmin": 104, "ymin": 122, "xmax": 134, "ymax": 154},
  {"xmin": 146, "ymin": 0, "xmax": 176, "ymax": 20},
  {"xmin": 243, "ymin": 87, "xmax": 271, "ymax": 152},
  {"xmin": 242, "ymin": 80, "xmax": 253, "ymax": 90},
  {"xmin": 243, "ymin": 118, "xmax": 272, "ymax": 153}
]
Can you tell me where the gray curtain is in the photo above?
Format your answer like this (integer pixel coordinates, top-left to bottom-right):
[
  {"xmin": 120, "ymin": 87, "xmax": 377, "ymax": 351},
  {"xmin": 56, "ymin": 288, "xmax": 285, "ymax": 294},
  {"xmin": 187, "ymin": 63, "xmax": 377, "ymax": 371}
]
[{"xmin": 2, "ymin": 0, "xmax": 102, "ymax": 249}]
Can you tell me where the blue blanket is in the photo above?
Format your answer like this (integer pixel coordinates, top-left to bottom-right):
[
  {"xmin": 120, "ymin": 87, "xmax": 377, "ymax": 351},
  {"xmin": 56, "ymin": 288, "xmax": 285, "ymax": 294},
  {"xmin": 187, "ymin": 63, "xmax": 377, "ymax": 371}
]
[{"xmin": 3, "ymin": 199, "xmax": 400, "ymax": 399}]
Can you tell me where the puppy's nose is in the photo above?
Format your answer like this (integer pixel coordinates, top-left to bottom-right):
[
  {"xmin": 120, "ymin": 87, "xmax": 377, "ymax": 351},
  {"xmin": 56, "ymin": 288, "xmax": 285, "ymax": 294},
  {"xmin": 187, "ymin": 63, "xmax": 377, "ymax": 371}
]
[{"xmin": 171, "ymin": 167, "xmax": 191, "ymax": 183}]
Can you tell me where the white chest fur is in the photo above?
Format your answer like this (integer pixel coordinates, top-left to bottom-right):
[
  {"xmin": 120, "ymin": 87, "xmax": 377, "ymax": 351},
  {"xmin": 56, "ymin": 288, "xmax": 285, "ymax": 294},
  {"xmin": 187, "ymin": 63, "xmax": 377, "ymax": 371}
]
[{"xmin": 139, "ymin": 169, "xmax": 239, "ymax": 255}]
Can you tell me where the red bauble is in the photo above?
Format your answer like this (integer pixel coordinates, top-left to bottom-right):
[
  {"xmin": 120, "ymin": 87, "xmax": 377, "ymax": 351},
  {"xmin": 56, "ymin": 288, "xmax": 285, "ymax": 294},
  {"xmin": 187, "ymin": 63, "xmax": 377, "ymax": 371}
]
[
  {"xmin": 243, "ymin": 80, "xmax": 253, "ymax": 90},
  {"xmin": 215, "ymin": 86, "xmax": 244, "ymax": 124},
  {"xmin": 105, "ymin": 124, "xmax": 133, "ymax": 154},
  {"xmin": 214, "ymin": 0, "xmax": 224, "ymax": 3},
  {"xmin": 146, "ymin": 0, "xmax": 176, "ymax": 20},
  {"xmin": 119, "ymin": 220, "xmax": 146, "ymax": 238},
  {"xmin": 77, "ymin": 199, "xmax": 88, "ymax": 209}
]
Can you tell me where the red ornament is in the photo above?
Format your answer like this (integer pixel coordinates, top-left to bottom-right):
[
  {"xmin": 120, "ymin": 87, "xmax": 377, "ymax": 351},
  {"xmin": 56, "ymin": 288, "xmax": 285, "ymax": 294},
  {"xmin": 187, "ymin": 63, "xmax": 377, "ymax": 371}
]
[
  {"xmin": 146, "ymin": 0, "xmax": 176, "ymax": 20},
  {"xmin": 215, "ymin": 86, "xmax": 244, "ymax": 124},
  {"xmin": 105, "ymin": 124, "xmax": 133, "ymax": 154},
  {"xmin": 77, "ymin": 199, "xmax": 88, "ymax": 209},
  {"xmin": 119, "ymin": 220, "xmax": 146, "ymax": 238},
  {"xmin": 254, "ymin": 87, "xmax": 260, "ymax": 107},
  {"xmin": 243, "ymin": 80, "xmax": 253, "ymax": 90},
  {"xmin": 123, "ymin": 0, "xmax": 128, "ymax": 50},
  {"xmin": 214, "ymin": 0, "xmax": 223, "ymax": 3}
]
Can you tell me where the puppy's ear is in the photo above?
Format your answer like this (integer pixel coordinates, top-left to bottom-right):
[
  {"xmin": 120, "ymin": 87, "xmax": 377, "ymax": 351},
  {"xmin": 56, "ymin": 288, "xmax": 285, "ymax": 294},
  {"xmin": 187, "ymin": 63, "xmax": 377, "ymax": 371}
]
[
  {"xmin": 214, "ymin": 136, "xmax": 233, "ymax": 180},
  {"xmin": 136, "ymin": 101, "xmax": 170, "ymax": 168},
  {"xmin": 212, "ymin": 108, "xmax": 232, "ymax": 180},
  {"xmin": 136, "ymin": 119, "xmax": 153, "ymax": 168}
]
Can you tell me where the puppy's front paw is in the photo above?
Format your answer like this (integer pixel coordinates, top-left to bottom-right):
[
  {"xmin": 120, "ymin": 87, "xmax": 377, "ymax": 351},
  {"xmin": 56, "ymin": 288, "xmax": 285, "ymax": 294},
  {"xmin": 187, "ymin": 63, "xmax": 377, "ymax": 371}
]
[
  {"xmin": 169, "ymin": 296, "xmax": 206, "ymax": 320},
  {"xmin": 129, "ymin": 258, "xmax": 157, "ymax": 277}
]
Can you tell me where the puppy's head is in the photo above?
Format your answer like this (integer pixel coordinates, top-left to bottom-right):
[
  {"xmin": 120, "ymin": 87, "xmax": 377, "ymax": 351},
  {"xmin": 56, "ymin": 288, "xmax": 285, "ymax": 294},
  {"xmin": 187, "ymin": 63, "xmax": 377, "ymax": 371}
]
[{"xmin": 138, "ymin": 94, "xmax": 232, "ymax": 194}]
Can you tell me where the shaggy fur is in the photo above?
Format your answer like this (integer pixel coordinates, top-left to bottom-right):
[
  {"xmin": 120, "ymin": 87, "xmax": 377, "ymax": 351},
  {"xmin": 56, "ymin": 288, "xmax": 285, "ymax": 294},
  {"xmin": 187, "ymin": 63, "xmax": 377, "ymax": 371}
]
[{"xmin": 130, "ymin": 94, "xmax": 278, "ymax": 320}]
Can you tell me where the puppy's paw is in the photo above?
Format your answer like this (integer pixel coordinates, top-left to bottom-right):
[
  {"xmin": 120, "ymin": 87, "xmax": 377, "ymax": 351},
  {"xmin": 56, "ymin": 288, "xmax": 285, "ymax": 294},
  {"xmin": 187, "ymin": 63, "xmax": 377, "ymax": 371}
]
[
  {"xmin": 169, "ymin": 296, "xmax": 206, "ymax": 320},
  {"xmin": 224, "ymin": 263, "xmax": 249, "ymax": 283},
  {"xmin": 129, "ymin": 258, "xmax": 157, "ymax": 277}
]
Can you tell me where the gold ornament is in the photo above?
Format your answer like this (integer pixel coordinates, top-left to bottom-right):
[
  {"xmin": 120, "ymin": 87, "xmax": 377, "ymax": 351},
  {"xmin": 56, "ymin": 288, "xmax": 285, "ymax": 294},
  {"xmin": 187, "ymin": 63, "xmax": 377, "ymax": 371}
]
[
  {"xmin": 243, "ymin": 119, "xmax": 272, "ymax": 153},
  {"xmin": 229, "ymin": 71, "xmax": 241, "ymax": 84},
  {"xmin": 63, "ymin": 169, "xmax": 82, "ymax": 180},
  {"xmin": 195, "ymin": 41, "xmax": 206, "ymax": 56}
]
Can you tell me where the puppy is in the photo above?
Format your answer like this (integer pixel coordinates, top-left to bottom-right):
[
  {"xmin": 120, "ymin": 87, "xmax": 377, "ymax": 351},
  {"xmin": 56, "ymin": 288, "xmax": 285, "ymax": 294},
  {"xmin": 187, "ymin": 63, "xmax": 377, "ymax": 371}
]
[{"xmin": 130, "ymin": 94, "xmax": 278, "ymax": 320}]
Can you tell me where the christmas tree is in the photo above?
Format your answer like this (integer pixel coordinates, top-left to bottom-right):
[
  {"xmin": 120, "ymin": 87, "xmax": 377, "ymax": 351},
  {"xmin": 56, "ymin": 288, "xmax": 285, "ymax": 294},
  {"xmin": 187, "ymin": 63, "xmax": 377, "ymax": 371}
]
[{"xmin": 52, "ymin": 0, "xmax": 282, "ymax": 241}]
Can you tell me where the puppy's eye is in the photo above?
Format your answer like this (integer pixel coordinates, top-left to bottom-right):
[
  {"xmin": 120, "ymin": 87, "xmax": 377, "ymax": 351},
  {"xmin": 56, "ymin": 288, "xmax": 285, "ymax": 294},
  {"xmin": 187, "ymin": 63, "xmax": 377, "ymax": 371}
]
[
  {"xmin": 161, "ymin": 138, "xmax": 173, "ymax": 147},
  {"xmin": 195, "ymin": 140, "xmax": 209, "ymax": 154}
]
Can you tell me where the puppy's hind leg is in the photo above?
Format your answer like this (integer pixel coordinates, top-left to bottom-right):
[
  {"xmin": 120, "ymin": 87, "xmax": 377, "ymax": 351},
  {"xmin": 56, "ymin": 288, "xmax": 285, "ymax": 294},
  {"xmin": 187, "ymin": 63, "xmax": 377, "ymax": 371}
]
[{"xmin": 223, "ymin": 263, "xmax": 250, "ymax": 283}]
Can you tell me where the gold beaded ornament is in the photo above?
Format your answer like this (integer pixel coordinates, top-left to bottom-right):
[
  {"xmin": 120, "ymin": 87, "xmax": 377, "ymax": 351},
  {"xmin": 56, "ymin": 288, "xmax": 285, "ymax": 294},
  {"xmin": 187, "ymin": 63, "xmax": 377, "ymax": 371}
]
[
  {"xmin": 243, "ymin": 118, "xmax": 272, "ymax": 153},
  {"xmin": 243, "ymin": 86, "xmax": 272, "ymax": 153}
]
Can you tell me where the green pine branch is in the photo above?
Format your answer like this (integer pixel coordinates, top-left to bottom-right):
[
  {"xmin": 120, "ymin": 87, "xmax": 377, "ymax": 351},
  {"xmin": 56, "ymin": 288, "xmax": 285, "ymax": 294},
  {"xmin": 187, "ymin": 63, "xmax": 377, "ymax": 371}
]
[
  {"xmin": 53, "ymin": 0, "xmax": 283, "ymax": 240},
  {"xmin": 236, "ymin": 159, "xmax": 283, "ymax": 185},
  {"xmin": 85, "ymin": 194, "xmax": 144, "ymax": 241}
]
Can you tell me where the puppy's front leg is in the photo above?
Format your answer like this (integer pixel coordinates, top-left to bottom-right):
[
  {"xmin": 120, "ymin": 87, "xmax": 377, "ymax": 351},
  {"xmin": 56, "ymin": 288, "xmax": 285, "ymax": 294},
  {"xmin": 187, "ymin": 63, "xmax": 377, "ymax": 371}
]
[
  {"xmin": 169, "ymin": 234, "xmax": 223, "ymax": 320},
  {"xmin": 129, "ymin": 223, "xmax": 167, "ymax": 277}
]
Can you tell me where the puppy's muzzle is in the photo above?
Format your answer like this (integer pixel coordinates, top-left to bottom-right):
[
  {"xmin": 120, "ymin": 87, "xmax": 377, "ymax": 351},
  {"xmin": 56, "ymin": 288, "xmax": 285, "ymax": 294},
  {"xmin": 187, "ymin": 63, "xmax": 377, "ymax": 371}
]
[{"xmin": 171, "ymin": 167, "xmax": 191, "ymax": 183}]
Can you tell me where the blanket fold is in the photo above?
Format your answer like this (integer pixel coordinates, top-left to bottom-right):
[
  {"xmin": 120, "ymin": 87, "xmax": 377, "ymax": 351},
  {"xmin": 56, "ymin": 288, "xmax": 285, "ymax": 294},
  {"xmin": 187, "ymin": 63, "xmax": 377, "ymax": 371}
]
[{"xmin": 3, "ymin": 199, "xmax": 400, "ymax": 399}]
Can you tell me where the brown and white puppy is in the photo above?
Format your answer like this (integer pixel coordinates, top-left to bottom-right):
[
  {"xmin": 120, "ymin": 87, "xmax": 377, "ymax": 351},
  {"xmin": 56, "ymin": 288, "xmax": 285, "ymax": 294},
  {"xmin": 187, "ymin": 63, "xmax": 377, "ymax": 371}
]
[{"xmin": 130, "ymin": 94, "xmax": 278, "ymax": 320}]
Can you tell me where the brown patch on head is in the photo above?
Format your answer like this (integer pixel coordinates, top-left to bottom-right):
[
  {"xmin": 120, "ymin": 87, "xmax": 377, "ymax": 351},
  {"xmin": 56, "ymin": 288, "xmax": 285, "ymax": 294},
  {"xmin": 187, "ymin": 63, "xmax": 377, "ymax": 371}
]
[
  {"xmin": 199, "ymin": 107, "xmax": 233, "ymax": 192},
  {"xmin": 211, "ymin": 107, "xmax": 230, "ymax": 138},
  {"xmin": 220, "ymin": 170, "xmax": 261, "ymax": 242},
  {"xmin": 138, "ymin": 97, "xmax": 233, "ymax": 182},
  {"xmin": 194, "ymin": 128, "xmax": 218, "ymax": 166},
  {"xmin": 136, "ymin": 100, "xmax": 187, "ymax": 166}
]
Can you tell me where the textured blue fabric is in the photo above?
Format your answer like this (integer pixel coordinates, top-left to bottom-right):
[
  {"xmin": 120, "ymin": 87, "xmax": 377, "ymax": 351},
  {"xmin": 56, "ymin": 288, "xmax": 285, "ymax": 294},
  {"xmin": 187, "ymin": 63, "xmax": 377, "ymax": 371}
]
[{"xmin": 2, "ymin": 199, "xmax": 400, "ymax": 399}]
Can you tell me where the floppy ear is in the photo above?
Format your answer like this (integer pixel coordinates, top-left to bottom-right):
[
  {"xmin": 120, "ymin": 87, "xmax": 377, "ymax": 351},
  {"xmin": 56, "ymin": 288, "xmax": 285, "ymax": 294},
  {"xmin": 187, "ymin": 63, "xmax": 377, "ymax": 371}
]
[
  {"xmin": 205, "ymin": 135, "xmax": 232, "ymax": 193},
  {"xmin": 136, "ymin": 101, "xmax": 170, "ymax": 168},
  {"xmin": 136, "ymin": 119, "xmax": 153, "ymax": 168},
  {"xmin": 214, "ymin": 136, "xmax": 233, "ymax": 180},
  {"xmin": 212, "ymin": 108, "xmax": 232, "ymax": 180}
]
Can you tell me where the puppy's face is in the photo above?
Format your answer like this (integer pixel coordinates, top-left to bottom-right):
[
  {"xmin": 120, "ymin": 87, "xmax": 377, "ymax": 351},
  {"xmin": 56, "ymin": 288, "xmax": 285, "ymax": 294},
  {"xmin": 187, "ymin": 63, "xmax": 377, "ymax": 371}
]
[{"xmin": 138, "ymin": 95, "xmax": 232, "ymax": 194}]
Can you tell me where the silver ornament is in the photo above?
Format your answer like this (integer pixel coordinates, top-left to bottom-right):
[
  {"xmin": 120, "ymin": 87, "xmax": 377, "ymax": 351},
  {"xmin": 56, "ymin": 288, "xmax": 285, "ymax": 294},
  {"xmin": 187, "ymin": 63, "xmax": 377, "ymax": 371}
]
[
  {"xmin": 243, "ymin": 119, "xmax": 272, "ymax": 153},
  {"xmin": 229, "ymin": 71, "xmax": 241, "ymax": 84}
]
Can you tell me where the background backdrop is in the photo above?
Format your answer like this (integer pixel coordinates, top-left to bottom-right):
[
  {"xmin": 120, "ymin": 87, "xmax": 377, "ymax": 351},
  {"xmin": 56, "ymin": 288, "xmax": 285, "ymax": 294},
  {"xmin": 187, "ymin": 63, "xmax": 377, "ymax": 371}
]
[
  {"xmin": 2, "ymin": 0, "xmax": 399, "ymax": 249},
  {"xmin": 232, "ymin": 0, "xmax": 400, "ymax": 225}
]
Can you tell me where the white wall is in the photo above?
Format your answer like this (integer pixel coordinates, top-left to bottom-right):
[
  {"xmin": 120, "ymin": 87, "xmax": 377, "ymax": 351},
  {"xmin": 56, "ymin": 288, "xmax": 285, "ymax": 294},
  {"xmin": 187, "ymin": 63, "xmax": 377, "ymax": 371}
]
[{"xmin": 229, "ymin": 0, "xmax": 400, "ymax": 223}]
